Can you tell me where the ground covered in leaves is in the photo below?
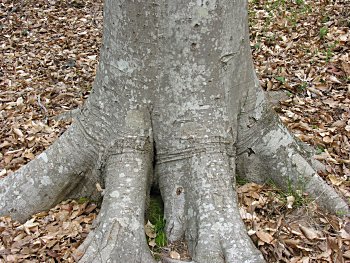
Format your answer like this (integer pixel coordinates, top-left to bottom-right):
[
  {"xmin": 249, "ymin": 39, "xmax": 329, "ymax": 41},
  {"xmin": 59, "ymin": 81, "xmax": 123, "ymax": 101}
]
[{"xmin": 0, "ymin": 0, "xmax": 349, "ymax": 262}]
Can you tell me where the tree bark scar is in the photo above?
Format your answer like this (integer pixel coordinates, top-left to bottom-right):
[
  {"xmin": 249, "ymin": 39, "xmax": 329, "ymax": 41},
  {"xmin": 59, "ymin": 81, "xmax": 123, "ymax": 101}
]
[{"xmin": 247, "ymin": 147, "xmax": 255, "ymax": 156}]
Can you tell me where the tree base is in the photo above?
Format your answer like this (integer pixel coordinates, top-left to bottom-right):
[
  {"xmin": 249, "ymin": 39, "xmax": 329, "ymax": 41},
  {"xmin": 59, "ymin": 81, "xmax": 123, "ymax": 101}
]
[{"xmin": 157, "ymin": 149, "xmax": 265, "ymax": 263}]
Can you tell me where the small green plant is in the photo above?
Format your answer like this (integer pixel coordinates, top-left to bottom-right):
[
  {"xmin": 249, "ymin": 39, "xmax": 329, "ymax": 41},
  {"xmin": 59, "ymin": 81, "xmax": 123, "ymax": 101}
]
[
  {"xmin": 319, "ymin": 27, "xmax": 328, "ymax": 39},
  {"xmin": 236, "ymin": 176, "xmax": 250, "ymax": 186},
  {"xmin": 288, "ymin": 15, "xmax": 297, "ymax": 28},
  {"xmin": 316, "ymin": 145, "xmax": 325, "ymax": 154},
  {"xmin": 325, "ymin": 50, "xmax": 333, "ymax": 62},
  {"xmin": 336, "ymin": 210, "xmax": 348, "ymax": 217},
  {"xmin": 275, "ymin": 76, "xmax": 286, "ymax": 84},
  {"xmin": 77, "ymin": 197, "xmax": 90, "ymax": 204},
  {"xmin": 296, "ymin": 0, "xmax": 304, "ymax": 5},
  {"xmin": 266, "ymin": 33, "xmax": 276, "ymax": 45},
  {"xmin": 147, "ymin": 194, "xmax": 167, "ymax": 248},
  {"xmin": 305, "ymin": 4, "xmax": 312, "ymax": 13},
  {"xmin": 154, "ymin": 218, "xmax": 167, "ymax": 247},
  {"xmin": 321, "ymin": 16, "xmax": 330, "ymax": 23},
  {"xmin": 297, "ymin": 82, "xmax": 307, "ymax": 92},
  {"xmin": 266, "ymin": 177, "xmax": 310, "ymax": 208},
  {"xmin": 300, "ymin": 4, "xmax": 312, "ymax": 14},
  {"xmin": 271, "ymin": 0, "xmax": 286, "ymax": 9},
  {"xmin": 323, "ymin": 42, "xmax": 338, "ymax": 62},
  {"xmin": 286, "ymin": 90, "xmax": 293, "ymax": 97},
  {"xmin": 263, "ymin": 16, "xmax": 272, "ymax": 30},
  {"xmin": 253, "ymin": 42, "xmax": 261, "ymax": 50}
]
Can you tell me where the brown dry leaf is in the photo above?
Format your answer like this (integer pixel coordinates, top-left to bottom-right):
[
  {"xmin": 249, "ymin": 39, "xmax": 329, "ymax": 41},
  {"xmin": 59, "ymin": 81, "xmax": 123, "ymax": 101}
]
[
  {"xmin": 0, "ymin": 199, "xmax": 98, "ymax": 262},
  {"xmin": 286, "ymin": 196, "xmax": 295, "ymax": 209},
  {"xmin": 341, "ymin": 61, "xmax": 350, "ymax": 77},
  {"xmin": 322, "ymin": 136, "xmax": 333, "ymax": 143},
  {"xmin": 148, "ymin": 239, "xmax": 156, "ymax": 248},
  {"xmin": 169, "ymin": 251, "xmax": 181, "ymax": 260},
  {"xmin": 20, "ymin": 218, "xmax": 39, "ymax": 234},
  {"xmin": 13, "ymin": 128, "xmax": 24, "ymax": 138},
  {"xmin": 328, "ymin": 174, "xmax": 345, "ymax": 186},
  {"xmin": 144, "ymin": 221, "xmax": 156, "ymax": 239},
  {"xmin": 344, "ymin": 250, "xmax": 350, "ymax": 259},
  {"xmin": 237, "ymin": 183, "xmax": 262, "ymax": 194},
  {"xmin": 0, "ymin": 169, "xmax": 6, "ymax": 177},
  {"xmin": 329, "ymin": 75, "xmax": 342, "ymax": 84},
  {"xmin": 23, "ymin": 150, "xmax": 35, "ymax": 160},
  {"xmin": 299, "ymin": 225, "xmax": 319, "ymax": 240},
  {"xmin": 296, "ymin": 245, "xmax": 313, "ymax": 252},
  {"xmin": 256, "ymin": 229, "xmax": 274, "ymax": 244}
]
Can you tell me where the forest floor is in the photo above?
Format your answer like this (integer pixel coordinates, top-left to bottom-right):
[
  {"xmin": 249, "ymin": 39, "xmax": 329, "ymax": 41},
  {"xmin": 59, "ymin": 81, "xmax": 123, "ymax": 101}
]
[{"xmin": 0, "ymin": 0, "xmax": 349, "ymax": 262}]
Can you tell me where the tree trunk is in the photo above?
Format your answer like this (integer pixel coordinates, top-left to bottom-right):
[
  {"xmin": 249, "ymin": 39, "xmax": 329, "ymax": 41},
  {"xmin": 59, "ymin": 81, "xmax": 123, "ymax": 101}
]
[{"xmin": 0, "ymin": 0, "xmax": 348, "ymax": 262}]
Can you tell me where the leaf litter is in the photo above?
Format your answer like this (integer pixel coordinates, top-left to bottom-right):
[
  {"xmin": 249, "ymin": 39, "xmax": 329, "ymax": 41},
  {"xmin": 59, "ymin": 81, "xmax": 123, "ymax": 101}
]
[
  {"xmin": 0, "ymin": 200, "xmax": 98, "ymax": 262},
  {"xmin": 0, "ymin": 0, "xmax": 349, "ymax": 262}
]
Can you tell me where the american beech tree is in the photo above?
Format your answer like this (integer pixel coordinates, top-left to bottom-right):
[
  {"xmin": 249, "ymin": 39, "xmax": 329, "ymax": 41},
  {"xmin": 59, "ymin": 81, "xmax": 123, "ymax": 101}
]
[{"xmin": 0, "ymin": 0, "xmax": 348, "ymax": 262}]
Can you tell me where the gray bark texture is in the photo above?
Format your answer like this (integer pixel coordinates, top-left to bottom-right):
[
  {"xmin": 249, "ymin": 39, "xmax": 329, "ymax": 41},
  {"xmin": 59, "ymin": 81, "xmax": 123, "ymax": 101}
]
[{"xmin": 0, "ymin": 0, "xmax": 348, "ymax": 262}]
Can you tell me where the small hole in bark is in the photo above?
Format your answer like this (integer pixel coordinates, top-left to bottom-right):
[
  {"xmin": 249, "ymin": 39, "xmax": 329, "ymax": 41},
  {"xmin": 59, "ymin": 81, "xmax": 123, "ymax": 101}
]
[
  {"xmin": 191, "ymin": 43, "xmax": 197, "ymax": 51},
  {"xmin": 194, "ymin": 23, "xmax": 200, "ymax": 29},
  {"xmin": 247, "ymin": 116, "xmax": 257, "ymax": 128},
  {"xmin": 247, "ymin": 148, "xmax": 255, "ymax": 156},
  {"xmin": 176, "ymin": 187, "xmax": 183, "ymax": 195},
  {"xmin": 249, "ymin": 116, "xmax": 257, "ymax": 122}
]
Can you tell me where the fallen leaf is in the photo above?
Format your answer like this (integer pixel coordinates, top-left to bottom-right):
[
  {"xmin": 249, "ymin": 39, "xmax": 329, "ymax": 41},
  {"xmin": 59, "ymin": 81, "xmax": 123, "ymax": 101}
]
[
  {"xmin": 170, "ymin": 251, "xmax": 181, "ymax": 260},
  {"xmin": 13, "ymin": 128, "xmax": 24, "ymax": 137},
  {"xmin": 256, "ymin": 229, "xmax": 274, "ymax": 244},
  {"xmin": 328, "ymin": 174, "xmax": 344, "ymax": 186},
  {"xmin": 341, "ymin": 61, "xmax": 350, "ymax": 77},
  {"xmin": 287, "ymin": 196, "xmax": 295, "ymax": 209},
  {"xmin": 144, "ymin": 221, "xmax": 156, "ymax": 239},
  {"xmin": 0, "ymin": 169, "xmax": 7, "ymax": 177},
  {"xmin": 299, "ymin": 225, "xmax": 319, "ymax": 240},
  {"xmin": 148, "ymin": 239, "xmax": 156, "ymax": 248}
]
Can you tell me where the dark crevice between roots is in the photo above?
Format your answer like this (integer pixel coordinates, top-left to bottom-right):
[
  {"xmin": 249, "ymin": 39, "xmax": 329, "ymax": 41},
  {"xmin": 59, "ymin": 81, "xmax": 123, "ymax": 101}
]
[
  {"xmin": 147, "ymin": 186, "xmax": 165, "ymax": 225},
  {"xmin": 146, "ymin": 184, "xmax": 193, "ymax": 262},
  {"xmin": 146, "ymin": 185, "xmax": 167, "ymax": 260}
]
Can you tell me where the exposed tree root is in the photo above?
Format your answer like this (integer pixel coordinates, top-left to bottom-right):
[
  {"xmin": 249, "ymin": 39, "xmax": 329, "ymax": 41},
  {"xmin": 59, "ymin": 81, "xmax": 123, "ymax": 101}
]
[
  {"xmin": 77, "ymin": 136, "xmax": 155, "ymax": 263},
  {"xmin": 236, "ymin": 79, "xmax": 349, "ymax": 215},
  {"xmin": 0, "ymin": 121, "xmax": 102, "ymax": 223},
  {"xmin": 158, "ymin": 148, "xmax": 265, "ymax": 263},
  {"xmin": 1, "ymin": 71, "xmax": 348, "ymax": 263}
]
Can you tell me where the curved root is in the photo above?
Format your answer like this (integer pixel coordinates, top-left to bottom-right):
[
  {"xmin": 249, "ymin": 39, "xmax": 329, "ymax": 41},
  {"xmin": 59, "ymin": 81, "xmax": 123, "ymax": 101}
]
[{"xmin": 158, "ymin": 150, "xmax": 265, "ymax": 263}]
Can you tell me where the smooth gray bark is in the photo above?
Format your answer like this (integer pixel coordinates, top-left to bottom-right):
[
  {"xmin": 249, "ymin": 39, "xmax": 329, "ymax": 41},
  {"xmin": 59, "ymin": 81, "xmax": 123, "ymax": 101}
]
[
  {"xmin": 236, "ymin": 75, "xmax": 349, "ymax": 214},
  {"xmin": 0, "ymin": 0, "xmax": 348, "ymax": 262},
  {"xmin": 78, "ymin": 114, "xmax": 154, "ymax": 262}
]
